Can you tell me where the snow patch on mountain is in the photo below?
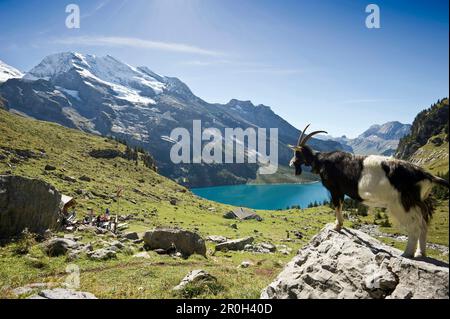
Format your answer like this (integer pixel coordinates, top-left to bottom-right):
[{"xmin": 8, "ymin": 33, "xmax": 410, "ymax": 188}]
[
  {"xmin": 25, "ymin": 52, "xmax": 165, "ymax": 106},
  {"xmin": 0, "ymin": 60, "xmax": 24, "ymax": 83}
]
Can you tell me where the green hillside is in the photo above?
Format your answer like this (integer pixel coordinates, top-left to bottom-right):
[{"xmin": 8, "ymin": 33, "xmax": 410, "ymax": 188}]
[
  {"xmin": 0, "ymin": 109, "xmax": 448, "ymax": 299},
  {"xmin": 0, "ymin": 109, "xmax": 339, "ymax": 299}
]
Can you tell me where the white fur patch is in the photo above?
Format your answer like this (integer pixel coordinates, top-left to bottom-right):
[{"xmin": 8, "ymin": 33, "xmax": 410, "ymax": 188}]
[{"xmin": 358, "ymin": 155, "xmax": 400, "ymax": 209}]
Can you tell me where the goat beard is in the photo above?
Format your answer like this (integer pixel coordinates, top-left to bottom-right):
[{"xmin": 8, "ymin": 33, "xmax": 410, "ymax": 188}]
[{"xmin": 295, "ymin": 165, "xmax": 302, "ymax": 176}]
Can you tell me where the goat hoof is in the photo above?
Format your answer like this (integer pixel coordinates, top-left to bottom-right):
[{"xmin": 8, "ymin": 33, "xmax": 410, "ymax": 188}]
[
  {"xmin": 333, "ymin": 224, "xmax": 342, "ymax": 232},
  {"xmin": 401, "ymin": 252, "xmax": 414, "ymax": 259},
  {"xmin": 414, "ymin": 252, "xmax": 426, "ymax": 259}
]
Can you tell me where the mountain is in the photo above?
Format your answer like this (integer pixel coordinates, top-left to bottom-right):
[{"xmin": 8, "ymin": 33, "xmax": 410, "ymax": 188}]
[
  {"xmin": 396, "ymin": 98, "xmax": 449, "ymax": 174},
  {"xmin": 359, "ymin": 121, "xmax": 412, "ymax": 140},
  {"xmin": 0, "ymin": 60, "xmax": 23, "ymax": 83},
  {"xmin": 319, "ymin": 121, "xmax": 411, "ymax": 156},
  {"xmin": 0, "ymin": 52, "xmax": 346, "ymax": 187}
]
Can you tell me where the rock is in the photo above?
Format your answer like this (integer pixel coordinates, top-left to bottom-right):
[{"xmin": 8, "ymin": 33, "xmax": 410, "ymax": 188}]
[
  {"xmin": 62, "ymin": 175, "xmax": 77, "ymax": 183},
  {"xmin": 173, "ymin": 270, "xmax": 217, "ymax": 291},
  {"xmin": 109, "ymin": 240, "xmax": 125, "ymax": 251},
  {"xmin": 43, "ymin": 238, "xmax": 79, "ymax": 257},
  {"xmin": 143, "ymin": 228, "xmax": 206, "ymax": 258},
  {"xmin": 0, "ymin": 175, "xmax": 61, "ymax": 239},
  {"xmin": 206, "ymin": 235, "xmax": 228, "ymax": 244},
  {"xmin": 88, "ymin": 248, "xmax": 117, "ymax": 261},
  {"xmin": 170, "ymin": 199, "xmax": 177, "ymax": 205},
  {"xmin": 133, "ymin": 252, "xmax": 151, "ymax": 259},
  {"xmin": 79, "ymin": 175, "xmax": 92, "ymax": 182},
  {"xmin": 261, "ymin": 224, "xmax": 449, "ymax": 299},
  {"xmin": 153, "ymin": 248, "xmax": 168, "ymax": 255},
  {"xmin": 230, "ymin": 223, "xmax": 238, "ymax": 230},
  {"xmin": 67, "ymin": 243, "xmax": 93, "ymax": 261},
  {"xmin": 123, "ymin": 232, "xmax": 139, "ymax": 240},
  {"xmin": 239, "ymin": 261, "xmax": 253, "ymax": 268},
  {"xmin": 29, "ymin": 288, "xmax": 97, "ymax": 299},
  {"xmin": 117, "ymin": 223, "xmax": 129, "ymax": 231},
  {"xmin": 215, "ymin": 237, "xmax": 254, "ymax": 252},
  {"xmin": 245, "ymin": 242, "xmax": 277, "ymax": 254},
  {"xmin": 44, "ymin": 164, "xmax": 56, "ymax": 171},
  {"xmin": 12, "ymin": 286, "xmax": 33, "ymax": 296}
]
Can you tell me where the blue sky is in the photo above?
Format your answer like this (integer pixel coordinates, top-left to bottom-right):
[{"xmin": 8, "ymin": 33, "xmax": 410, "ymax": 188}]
[{"xmin": 0, "ymin": 0, "xmax": 448, "ymax": 137}]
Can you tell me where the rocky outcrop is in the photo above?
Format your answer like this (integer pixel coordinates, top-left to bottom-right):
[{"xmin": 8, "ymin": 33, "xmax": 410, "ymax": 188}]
[
  {"xmin": 143, "ymin": 228, "xmax": 206, "ymax": 258},
  {"xmin": 0, "ymin": 175, "xmax": 61, "ymax": 239},
  {"xmin": 261, "ymin": 224, "xmax": 449, "ymax": 299}
]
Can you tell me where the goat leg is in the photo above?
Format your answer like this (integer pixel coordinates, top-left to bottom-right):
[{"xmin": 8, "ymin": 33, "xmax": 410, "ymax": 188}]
[{"xmin": 334, "ymin": 202, "xmax": 344, "ymax": 231}]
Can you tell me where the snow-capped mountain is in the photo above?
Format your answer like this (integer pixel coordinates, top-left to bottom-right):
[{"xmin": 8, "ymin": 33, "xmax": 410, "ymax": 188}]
[
  {"xmin": 0, "ymin": 60, "xmax": 23, "ymax": 83},
  {"xmin": 0, "ymin": 52, "xmax": 346, "ymax": 186},
  {"xmin": 318, "ymin": 121, "xmax": 411, "ymax": 156}
]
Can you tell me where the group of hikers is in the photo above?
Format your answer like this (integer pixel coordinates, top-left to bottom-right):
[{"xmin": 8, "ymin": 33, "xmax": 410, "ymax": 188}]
[
  {"xmin": 62, "ymin": 207, "xmax": 118, "ymax": 233},
  {"xmin": 83, "ymin": 208, "xmax": 118, "ymax": 232}
]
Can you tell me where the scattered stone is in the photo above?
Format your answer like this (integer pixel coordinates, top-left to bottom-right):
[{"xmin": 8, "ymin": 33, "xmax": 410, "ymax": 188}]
[
  {"xmin": 230, "ymin": 223, "xmax": 238, "ymax": 230},
  {"xmin": 79, "ymin": 175, "xmax": 92, "ymax": 182},
  {"xmin": 0, "ymin": 175, "xmax": 61, "ymax": 239},
  {"xmin": 245, "ymin": 242, "xmax": 277, "ymax": 254},
  {"xmin": 173, "ymin": 270, "xmax": 217, "ymax": 291},
  {"xmin": 117, "ymin": 223, "xmax": 129, "ymax": 231},
  {"xmin": 170, "ymin": 199, "xmax": 177, "ymax": 206},
  {"xmin": 29, "ymin": 288, "xmax": 97, "ymax": 299},
  {"xmin": 239, "ymin": 261, "xmax": 253, "ymax": 268},
  {"xmin": 143, "ymin": 228, "xmax": 207, "ymax": 258},
  {"xmin": 153, "ymin": 248, "xmax": 168, "ymax": 255},
  {"xmin": 215, "ymin": 237, "xmax": 254, "ymax": 252},
  {"xmin": 44, "ymin": 164, "xmax": 56, "ymax": 171},
  {"xmin": 62, "ymin": 175, "xmax": 77, "ymax": 183},
  {"xmin": 133, "ymin": 252, "xmax": 151, "ymax": 259},
  {"xmin": 88, "ymin": 248, "xmax": 117, "ymax": 261},
  {"xmin": 123, "ymin": 232, "xmax": 139, "ymax": 240},
  {"xmin": 261, "ymin": 224, "xmax": 450, "ymax": 299},
  {"xmin": 43, "ymin": 238, "xmax": 79, "ymax": 257},
  {"xmin": 206, "ymin": 235, "xmax": 228, "ymax": 244},
  {"xmin": 12, "ymin": 286, "xmax": 33, "ymax": 297}
]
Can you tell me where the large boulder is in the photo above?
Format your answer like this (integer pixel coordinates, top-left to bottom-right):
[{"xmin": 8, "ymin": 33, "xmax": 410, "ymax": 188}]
[
  {"xmin": 43, "ymin": 238, "xmax": 79, "ymax": 257},
  {"xmin": 0, "ymin": 175, "xmax": 61, "ymax": 239},
  {"xmin": 261, "ymin": 224, "xmax": 449, "ymax": 299},
  {"xmin": 143, "ymin": 228, "xmax": 206, "ymax": 258}
]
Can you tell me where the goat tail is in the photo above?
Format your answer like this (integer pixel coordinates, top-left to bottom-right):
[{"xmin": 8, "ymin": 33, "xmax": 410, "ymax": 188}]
[{"xmin": 431, "ymin": 175, "xmax": 450, "ymax": 188}]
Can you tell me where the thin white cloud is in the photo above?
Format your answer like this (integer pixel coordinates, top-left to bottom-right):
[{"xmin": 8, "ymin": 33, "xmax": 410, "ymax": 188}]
[
  {"xmin": 52, "ymin": 36, "xmax": 223, "ymax": 57},
  {"xmin": 82, "ymin": 0, "xmax": 113, "ymax": 18}
]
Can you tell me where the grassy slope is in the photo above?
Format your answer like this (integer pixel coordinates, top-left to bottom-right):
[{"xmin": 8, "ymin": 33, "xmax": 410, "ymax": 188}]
[
  {"xmin": 0, "ymin": 109, "xmax": 338, "ymax": 298},
  {"xmin": 0, "ymin": 110, "xmax": 447, "ymax": 299},
  {"xmin": 408, "ymin": 131, "xmax": 449, "ymax": 175}
]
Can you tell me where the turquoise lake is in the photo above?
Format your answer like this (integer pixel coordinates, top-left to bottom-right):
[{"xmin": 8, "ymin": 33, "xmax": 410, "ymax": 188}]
[{"xmin": 191, "ymin": 183, "xmax": 331, "ymax": 210}]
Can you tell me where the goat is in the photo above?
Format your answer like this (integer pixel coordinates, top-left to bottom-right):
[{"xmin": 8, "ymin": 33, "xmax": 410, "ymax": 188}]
[{"xmin": 289, "ymin": 124, "xmax": 449, "ymax": 258}]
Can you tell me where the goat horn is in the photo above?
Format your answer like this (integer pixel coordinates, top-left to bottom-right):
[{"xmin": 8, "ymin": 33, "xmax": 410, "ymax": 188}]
[
  {"xmin": 300, "ymin": 130, "xmax": 328, "ymax": 146},
  {"xmin": 297, "ymin": 124, "xmax": 311, "ymax": 146}
]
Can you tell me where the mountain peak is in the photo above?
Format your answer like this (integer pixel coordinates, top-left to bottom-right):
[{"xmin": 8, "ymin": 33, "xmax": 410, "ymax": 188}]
[
  {"xmin": 359, "ymin": 121, "xmax": 411, "ymax": 140},
  {"xmin": 0, "ymin": 59, "xmax": 24, "ymax": 83}
]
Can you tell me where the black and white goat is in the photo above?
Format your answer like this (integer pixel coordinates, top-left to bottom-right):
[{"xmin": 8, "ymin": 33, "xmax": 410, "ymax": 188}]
[{"xmin": 289, "ymin": 124, "xmax": 449, "ymax": 258}]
